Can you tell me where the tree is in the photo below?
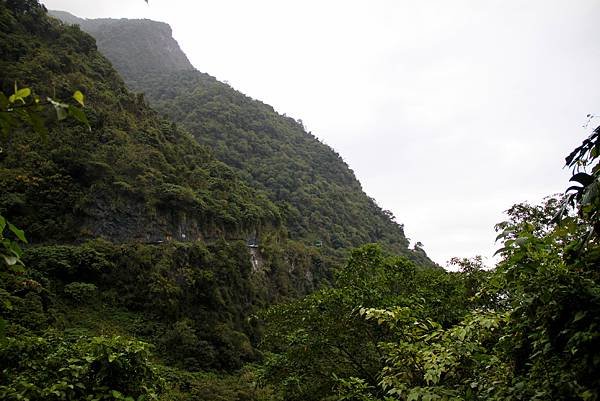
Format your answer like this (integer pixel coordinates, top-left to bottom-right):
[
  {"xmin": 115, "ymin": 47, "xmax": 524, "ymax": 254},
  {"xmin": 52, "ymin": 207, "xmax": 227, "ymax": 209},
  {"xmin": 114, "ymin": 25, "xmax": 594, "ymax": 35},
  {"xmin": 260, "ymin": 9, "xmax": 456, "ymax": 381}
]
[
  {"xmin": 341, "ymin": 124, "xmax": 600, "ymax": 401},
  {"xmin": 260, "ymin": 245, "xmax": 468, "ymax": 401}
]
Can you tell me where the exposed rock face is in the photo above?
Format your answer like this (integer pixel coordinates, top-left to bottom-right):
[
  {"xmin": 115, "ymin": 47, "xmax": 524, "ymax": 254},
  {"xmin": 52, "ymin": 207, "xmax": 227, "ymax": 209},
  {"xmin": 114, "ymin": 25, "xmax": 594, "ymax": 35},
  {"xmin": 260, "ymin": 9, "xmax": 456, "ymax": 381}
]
[
  {"xmin": 49, "ymin": 10, "xmax": 194, "ymax": 80},
  {"xmin": 248, "ymin": 247, "xmax": 264, "ymax": 272}
]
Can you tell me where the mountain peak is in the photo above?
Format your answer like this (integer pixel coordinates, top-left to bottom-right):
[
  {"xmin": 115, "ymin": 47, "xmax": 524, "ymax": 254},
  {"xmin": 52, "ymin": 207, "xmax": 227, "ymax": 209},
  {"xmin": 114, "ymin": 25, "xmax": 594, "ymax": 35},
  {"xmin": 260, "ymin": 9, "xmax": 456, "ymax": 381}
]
[{"xmin": 50, "ymin": 11, "xmax": 194, "ymax": 81}]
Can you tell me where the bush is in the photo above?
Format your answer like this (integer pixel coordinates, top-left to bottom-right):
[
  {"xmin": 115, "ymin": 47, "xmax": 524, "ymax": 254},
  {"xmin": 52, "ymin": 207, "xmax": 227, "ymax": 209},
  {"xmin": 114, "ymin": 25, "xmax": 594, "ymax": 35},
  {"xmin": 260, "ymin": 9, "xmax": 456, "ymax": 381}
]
[
  {"xmin": 63, "ymin": 281, "xmax": 97, "ymax": 303},
  {"xmin": 0, "ymin": 333, "xmax": 163, "ymax": 401}
]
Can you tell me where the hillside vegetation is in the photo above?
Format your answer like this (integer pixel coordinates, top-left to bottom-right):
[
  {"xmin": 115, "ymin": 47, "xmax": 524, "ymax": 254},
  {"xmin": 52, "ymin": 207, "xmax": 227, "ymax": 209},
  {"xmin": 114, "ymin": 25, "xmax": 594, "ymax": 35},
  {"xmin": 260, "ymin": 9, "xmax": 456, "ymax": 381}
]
[
  {"xmin": 2, "ymin": 8, "xmax": 280, "ymax": 244},
  {"xmin": 2, "ymin": 2, "xmax": 598, "ymax": 401},
  {"xmin": 0, "ymin": 0, "xmax": 334, "ymax": 386},
  {"xmin": 53, "ymin": 12, "xmax": 426, "ymax": 262}
]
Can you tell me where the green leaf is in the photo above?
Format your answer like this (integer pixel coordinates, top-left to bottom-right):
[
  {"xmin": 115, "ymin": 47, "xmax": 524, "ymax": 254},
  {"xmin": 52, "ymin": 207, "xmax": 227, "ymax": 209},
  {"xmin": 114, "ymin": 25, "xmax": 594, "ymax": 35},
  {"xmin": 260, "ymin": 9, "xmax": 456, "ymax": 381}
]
[
  {"xmin": 2, "ymin": 254, "xmax": 18, "ymax": 266},
  {"xmin": 573, "ymin": 311, "xmax": 586, "ymax": 322},
  {"xmin": 570, "ymin": 172, "xmax": 593, "ymax": 187},
  {"xmin": 9, "ymin": 87, "xmax": 31, "ymax": 103},
  {"xmin": 495, "ymin": 232, "xmax": 508, "ymax": 242},
  {"xmin": 73, "ymin": 90, "xmax": 85, "ymax": 106},
  {"xmin": 0, "ymin": 93, "xmax": 8, "ymax": 109},
  {"xmin": 9, "ymin": 264, "xmax": 25, "ymax": 274},
  {"xmin": 8, "ymin": 223, "xmax": 27, "ymax": 243},
  {"xmin": 29, "ymin": 110, "xmax": 48, "ymax": 140},
  {"xmin": 493, "ymin": 247, "xmax": 506, "ymax": 256},
  {"xmin": 55, "ymin": 105, "xmax": 68, "ymax": 121},
  {"xmin": 581, "ymin": 180, "xmax": 599, "ymax": 205},
  {"xmin": 68, "ymin": 105, "xmax": 90, "ymax": 129},
  {"xmin": 48, "ymin": 98, "xmax": 69, "ymax": 121}
]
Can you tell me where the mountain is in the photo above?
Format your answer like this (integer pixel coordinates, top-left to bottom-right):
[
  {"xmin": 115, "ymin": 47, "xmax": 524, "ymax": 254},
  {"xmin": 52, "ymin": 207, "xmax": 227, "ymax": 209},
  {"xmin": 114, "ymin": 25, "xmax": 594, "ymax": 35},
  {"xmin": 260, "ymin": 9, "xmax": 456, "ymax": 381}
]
[
  {"xmin": 4, "ymin": 4, "xmax": 599, "ymax": 401},
  {"xmin": 0, "ymin": 3, "xmax": 437, "ymax": 399},
  {"xmin": 1, "ymin": 1, "xmax": 333, "ymax": 374},
  {"xmin": 0, "ymin": 0, "xmax": 432, "ymax": 384},
  {"xmin": 49, "ymin": 10, "xmax": 194, "ymax": 81},
  {"xmin": 1, "ymin": 15, "xmax": 276, "ymax": 244},
  {"xmin": 51, "ymin": 11, "xmax": 431, "ymax": 264}
]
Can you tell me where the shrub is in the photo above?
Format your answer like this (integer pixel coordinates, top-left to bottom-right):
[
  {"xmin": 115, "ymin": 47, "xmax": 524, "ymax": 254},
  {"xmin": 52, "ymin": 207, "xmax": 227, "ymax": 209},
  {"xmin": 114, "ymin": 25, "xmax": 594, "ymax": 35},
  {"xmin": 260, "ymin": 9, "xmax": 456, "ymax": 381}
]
[{"xmin": 63, "ymin": 281, "xmax": 97, "ymax": 303}]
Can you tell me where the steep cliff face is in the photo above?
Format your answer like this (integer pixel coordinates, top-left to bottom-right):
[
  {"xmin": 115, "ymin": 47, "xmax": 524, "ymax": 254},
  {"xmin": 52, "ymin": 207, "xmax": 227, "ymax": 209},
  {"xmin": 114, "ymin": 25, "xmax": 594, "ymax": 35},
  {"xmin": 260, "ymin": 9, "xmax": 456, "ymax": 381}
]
[
  {"xmin": 50, "ymin": 11, "xmax": 432, "ymax": 264},
  {"xmin": 49, "ymin": 10, "xmax": 194, "ymax": 81}
]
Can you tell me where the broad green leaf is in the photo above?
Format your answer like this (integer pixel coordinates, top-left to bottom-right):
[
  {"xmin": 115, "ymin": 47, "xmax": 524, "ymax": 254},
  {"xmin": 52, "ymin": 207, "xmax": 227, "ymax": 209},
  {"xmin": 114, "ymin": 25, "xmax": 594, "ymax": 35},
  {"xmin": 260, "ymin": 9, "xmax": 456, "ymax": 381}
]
[
  {"xmin": 73, "ymin": 90, "xmax": 85, "ymax": 106},
  {"xmin": 48, "ymin": 98, "xmax": 69, "ymax": 121},
  {"xmin": 0, "ymin": 93, "xmax": 8, "ymax": 109},
  {"xmin": 581, "ymin": 180, "xmax": 599, "ymax": 205},
  {"xmin": 8, "ymin": 223, "xmax": 27, "ymax": 243},
  {"xmin": 573, "ymin": 311, "xmax": 586, "ymax": 322},
  {"xmin": 7, "ymin": 238, "xmax": 23, "ymax": 255},
  {"xmin": 570, "ymin": 172, "xmax": 593, "ymax": 186},
  {"xmin": 2, "ymin": 254, "xmax": 17, "ymax": 266},
  {"xmin": 493, "ymin": 247, "xmax": 506, "ymax": 256},
  {"xmin": 29, "ymin": 109, "xmax": 48, "ymax": 140},
  {"xmin": 9, "ymin": 87, "xmax": 31, "ymax": 103},
  {"xmin": 9, "ymin": 264, "xmax": 25, "ymax": 274},
  {"xmin": 68, "ymin": 105, "xmax": 90, "ymax": 129}
]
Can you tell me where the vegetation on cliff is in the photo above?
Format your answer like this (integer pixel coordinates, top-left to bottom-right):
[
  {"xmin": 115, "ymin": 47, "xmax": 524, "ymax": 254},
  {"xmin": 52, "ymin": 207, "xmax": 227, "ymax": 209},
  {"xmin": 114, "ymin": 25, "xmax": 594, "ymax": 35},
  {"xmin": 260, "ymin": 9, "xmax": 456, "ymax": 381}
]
[
  {"xmin": 1, "ymin": 2, "xmax": 598, "ymax": 401},
  {"xmin": 53, "ymin": 12, "xmax": 424, "ymax": 261}
]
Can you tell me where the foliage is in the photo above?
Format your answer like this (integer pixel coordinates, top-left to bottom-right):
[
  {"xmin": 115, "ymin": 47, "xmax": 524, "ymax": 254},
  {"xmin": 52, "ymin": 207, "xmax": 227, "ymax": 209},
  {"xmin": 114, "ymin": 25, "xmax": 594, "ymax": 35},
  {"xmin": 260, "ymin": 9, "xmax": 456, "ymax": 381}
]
[
  {"xmin": 0, "ymin": 0, "xmax": 281, "ymax": 243},
  {"xmin": 0, "ymin": 81, "xmax": 89, "ymax": 141},
  {"xmin": 136, "ymin": 69, "xmax": 420, "ymax": 257},
  {"xmin": 0, "ymin": 332, "xmax": 162, "ymax": 401},
  {"xmin": 157, "ymin": 364, "xmax": 280, "ymax": 401},
  {"xmin": 63, "ymin": 282, "xmax": 97, "ymax": 303},
  {"xmin": 6, "ymin": 2, "xmax": 600, "ymax": 401},
  {"xmin": 260, "ymin": 245, "xmax": 467, "ymax": 401},
  {"xmin": 355, "ymin": 306, "xmax": 506, "ymax": 401},
  {"xmin": 0, "ymin": 5, "xmax": 334, "ymax": 399},
  {"xmin": 0, "ymin": 214, "xmax": 27, "ymax": 271},
  {"xmin": 323, "ymin": 126, "xmax": 600, "ymax": 401},
  {"xmin": 259, "ymin": 125, "xmax": 600, "ymax": 400}
]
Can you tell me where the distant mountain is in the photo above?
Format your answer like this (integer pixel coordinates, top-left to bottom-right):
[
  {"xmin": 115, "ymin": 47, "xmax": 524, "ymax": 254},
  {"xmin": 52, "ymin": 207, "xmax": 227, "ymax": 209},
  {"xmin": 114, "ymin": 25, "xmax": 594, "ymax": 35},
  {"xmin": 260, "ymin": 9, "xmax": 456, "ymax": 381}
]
[
  {"xmin": 49, "ymin": 10, "xmax": 194, "ymax": 81},
  {"xmin": 51, "ymin": 11, "xmax": 432, "ymax": 265}
]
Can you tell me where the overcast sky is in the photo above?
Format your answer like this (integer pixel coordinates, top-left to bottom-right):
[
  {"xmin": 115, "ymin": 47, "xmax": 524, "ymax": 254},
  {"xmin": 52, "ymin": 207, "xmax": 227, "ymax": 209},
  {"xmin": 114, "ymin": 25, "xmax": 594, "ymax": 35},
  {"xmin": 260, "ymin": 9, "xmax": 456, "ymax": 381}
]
[{"xmin": 42, "ymin": 0, "xmax": 600, "ymax": 266}]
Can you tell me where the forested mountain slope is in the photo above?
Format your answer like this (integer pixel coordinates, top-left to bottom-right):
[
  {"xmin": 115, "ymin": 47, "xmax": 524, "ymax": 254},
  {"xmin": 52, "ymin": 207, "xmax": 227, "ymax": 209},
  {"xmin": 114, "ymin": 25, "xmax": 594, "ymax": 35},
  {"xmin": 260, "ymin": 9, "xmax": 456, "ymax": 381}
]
[
  {"xmin": 0, "ymin": 0, "xmax": 333, "ymax": 380},
  {"xmin": 51, "ymin": 11, "xmax": 430, "ymax": 263},
  {"xmin": 5, "ymin": 4, "xmax": 597, "ymax": 401},
  {"xmin": 2, "ymin": 9, "xmax": 279, "ymax": 244}
]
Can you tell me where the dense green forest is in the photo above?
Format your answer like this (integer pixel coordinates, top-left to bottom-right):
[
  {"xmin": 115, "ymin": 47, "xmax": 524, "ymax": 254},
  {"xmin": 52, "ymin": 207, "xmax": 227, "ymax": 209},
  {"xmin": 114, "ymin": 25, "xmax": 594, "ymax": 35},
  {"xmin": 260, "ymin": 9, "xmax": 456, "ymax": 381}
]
[
  {"xmin": 1, "ymin": 2, "xmax": 599, "ymax": 401},
  {"xmin": 51, "ymin": 12, "xmax": 426, "ymax": 261},
  {"xmin": 0, "ymin": 2, "xmax": 337, "ymax": 397}
]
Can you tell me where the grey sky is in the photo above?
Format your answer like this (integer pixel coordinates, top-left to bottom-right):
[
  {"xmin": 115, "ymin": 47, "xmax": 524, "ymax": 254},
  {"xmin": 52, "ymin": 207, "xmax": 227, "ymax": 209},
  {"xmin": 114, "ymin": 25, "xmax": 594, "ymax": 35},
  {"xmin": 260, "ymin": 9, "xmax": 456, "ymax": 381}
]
[{"xmin": 42, "ymin": 0, "xmax": 600, "ymax": 266}]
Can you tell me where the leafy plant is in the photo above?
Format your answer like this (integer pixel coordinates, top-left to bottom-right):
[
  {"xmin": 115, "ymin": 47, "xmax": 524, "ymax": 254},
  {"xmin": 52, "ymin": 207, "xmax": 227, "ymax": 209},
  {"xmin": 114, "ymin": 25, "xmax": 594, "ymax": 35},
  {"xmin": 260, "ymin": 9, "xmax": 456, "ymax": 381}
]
[
  {"xmin": 0, "ymin": 214, "xmax": 27, "ymax": 272},
  {"xmin": 0, "ymin": 82, "xmax": 89, "ymax": 141}
]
